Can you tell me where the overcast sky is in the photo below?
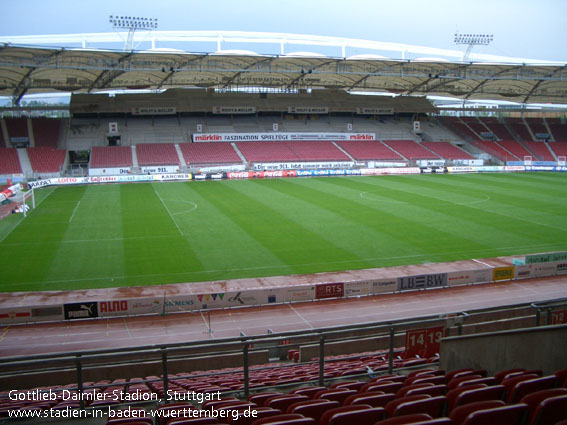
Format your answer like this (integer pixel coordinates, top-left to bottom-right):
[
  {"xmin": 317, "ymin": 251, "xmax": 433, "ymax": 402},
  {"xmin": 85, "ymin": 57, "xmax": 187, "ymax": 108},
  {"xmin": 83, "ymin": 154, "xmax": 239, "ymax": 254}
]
[{"xmin": 1, "ymin": 0, "xmax": 566, "ymax": 61}]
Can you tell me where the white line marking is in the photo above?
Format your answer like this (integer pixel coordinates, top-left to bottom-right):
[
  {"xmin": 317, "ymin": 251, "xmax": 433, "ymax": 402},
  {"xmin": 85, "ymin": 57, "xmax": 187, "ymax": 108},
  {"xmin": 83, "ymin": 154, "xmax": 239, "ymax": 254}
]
[
  {"xmin": 152, "ymin": 185, "xmax": 184, "ymax": 236},
  {"xmin": 2, "ymin": 242, "xmax": 564, "ymax": 288},
  {"xmin": 68, "ymin": 201, "xmax": 81, "ymax": 223},
  {"xmin": 0, "ymin": 188, "xmax": 54, "ymax": 244},
  {"xmin": 454, "ymin": 195, "xmax": 491, "ymax": 206},
  {"xmin": 170, "ymin": 200, "xmax": 198, "ymax": 216},
  {"xmin": 472, "ymin": 259, "xmax": 492, "ymax": 267},
  {"xmin": 288, "ymin": 304, "xmax": 314, "ymax": 329},
  {"xmin": 122, "ymin": 318, "xmax": 132, "ymax": 338},
  {"xmin": 1, "ymin": 235, "xmax": 174, "ymax": 246},
  {"xmin": 359, "ymin": 191, "xmax": 408, "ymax": 204}
]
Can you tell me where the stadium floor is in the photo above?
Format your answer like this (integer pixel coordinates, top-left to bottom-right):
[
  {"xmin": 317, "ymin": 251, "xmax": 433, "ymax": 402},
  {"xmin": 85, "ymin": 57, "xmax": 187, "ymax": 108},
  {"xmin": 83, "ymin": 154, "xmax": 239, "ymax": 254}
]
[{"xmin": 1, "ymin": 273, "xmax": 566, "ymax": 358}]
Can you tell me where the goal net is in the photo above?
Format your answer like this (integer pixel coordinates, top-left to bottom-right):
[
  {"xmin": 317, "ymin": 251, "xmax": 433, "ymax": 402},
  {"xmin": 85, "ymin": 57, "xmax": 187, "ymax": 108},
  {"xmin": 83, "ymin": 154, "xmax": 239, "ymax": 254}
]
[{"xmin": 10, "ymin": 188, "xmax": 35, "ymax": 217}]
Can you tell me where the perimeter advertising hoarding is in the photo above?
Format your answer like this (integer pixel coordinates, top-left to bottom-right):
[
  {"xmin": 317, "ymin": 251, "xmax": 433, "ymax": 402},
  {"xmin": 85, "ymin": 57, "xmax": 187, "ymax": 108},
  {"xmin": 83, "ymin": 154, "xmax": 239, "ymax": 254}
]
[
  {"xmin": 192, "ymin": 132, "xmax": 376, "ymax": 142},
  {"xmin": 64, "ymin": 302, "xmax": 98, "ymax": 320},
  {"xmin": 447, "ymin": 269, "xmax": 493, "ymax": 287},
  {"xmin": 344, "ymin": 279, "xmax": 398, "ymax": 296},
  {"xmin": 28, "ymin": 174, "xmax": 194, "ymax": 188},
  {"xmin": 397, "ymin": 273, "xmax": 448, "ymax": 292}
]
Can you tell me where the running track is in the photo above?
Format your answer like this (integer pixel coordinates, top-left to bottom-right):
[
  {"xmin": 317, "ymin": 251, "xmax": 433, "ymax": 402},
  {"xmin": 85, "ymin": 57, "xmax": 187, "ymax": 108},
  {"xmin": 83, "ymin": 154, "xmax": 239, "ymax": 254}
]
[{"xmin": 1, "ymin": 275, "xmax": 566, "ymax": 358}]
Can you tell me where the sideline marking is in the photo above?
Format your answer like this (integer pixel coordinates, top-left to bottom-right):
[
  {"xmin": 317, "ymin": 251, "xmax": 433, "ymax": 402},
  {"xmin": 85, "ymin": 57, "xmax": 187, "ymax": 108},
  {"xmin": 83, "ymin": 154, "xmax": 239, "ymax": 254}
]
[
  {"xmin": 2, "ymin": 242, "xmax": 564, "ymax": 288},
  {"xmin": 0, "ymin": 187, "xmax": 55, "ymax": 244},
  {"xmin": 472, "ymin": 258, "xmax": 492, "ymax": 267}
]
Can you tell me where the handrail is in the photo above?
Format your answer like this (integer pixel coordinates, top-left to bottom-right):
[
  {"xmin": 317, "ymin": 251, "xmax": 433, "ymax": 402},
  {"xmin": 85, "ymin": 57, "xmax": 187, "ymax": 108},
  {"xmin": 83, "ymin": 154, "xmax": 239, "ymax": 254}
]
[{"xmin": 0, "ymin": 297, "xmax": 559, "ymax": 399}]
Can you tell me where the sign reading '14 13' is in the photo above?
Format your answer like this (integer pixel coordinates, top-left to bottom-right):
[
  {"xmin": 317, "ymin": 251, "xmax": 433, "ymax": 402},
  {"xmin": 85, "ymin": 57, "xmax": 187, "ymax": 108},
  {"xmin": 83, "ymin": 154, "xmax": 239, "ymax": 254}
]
[{"xmin": 397, "ymin": 273, "xmax": 448, "ymax": 292}]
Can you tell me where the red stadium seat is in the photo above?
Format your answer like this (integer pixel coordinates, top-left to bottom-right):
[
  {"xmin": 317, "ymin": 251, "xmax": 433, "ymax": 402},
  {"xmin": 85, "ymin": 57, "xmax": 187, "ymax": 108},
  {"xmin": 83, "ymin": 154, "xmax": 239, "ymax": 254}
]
[
  {"xmin": 528, "ymin": 394, "xmax": 567, "ymax": 425},
  {"xmin": 286, "ymin": 399, "xmax": 339, "ymax": 424},
  {"xmin": 321, "ymin": 406, "xmax": 385, "ymax": 425},
  {"xmin": 520, "ymin": 388, "xmax": 567, "ymax": 424},
  {"xmin": 313, "ymin": 389, "xmax": 357, "ymax": 405},
  {"xmin": 266, "ymin": 395, "xmax": 309, "ymax": 412},
  {"xmin": 290, "ymin": 387, "xmax": 326, "ymax": 399},
  {"xmin": 449, "ymin": 400, "xmax": 506, "ymax": 425},
  {"xmin": 248, "ymin": 393, "xmax": 284, "ymax": 407},
  {"xmin": 404, "ymin": 385, "xmax": 448, "ymax": 398},
  {"xmin": 343, "ymin": 392, "xmax": 395, "ymax": 408},
  {"xmin": 250, "ymin": 414, "xmax": 314, "ymax": 425},
  {"xmin": 448, "ymin": 385, "xmax": 505, "ymax": 413},
  {"xmin": 389, "ymin": 396, "xmax": 446, "ymax": 419},
  {"xmin": 375, "ymin": 413, "xmax": 434, "ymax": 424},
  {"xmin": 318, "ymin": 405, "xmax": 373, "ymax": 425},
  {"xmin": 385, "ymin": 395, "xmax": 432, "ymax": 417},
  {"xmin": 506, "ymin": 376, "xmax": 558, "ymax": 404},
  {"xmin": 461, "ymin": 403, "xmax": 528, "ymax": 425}
]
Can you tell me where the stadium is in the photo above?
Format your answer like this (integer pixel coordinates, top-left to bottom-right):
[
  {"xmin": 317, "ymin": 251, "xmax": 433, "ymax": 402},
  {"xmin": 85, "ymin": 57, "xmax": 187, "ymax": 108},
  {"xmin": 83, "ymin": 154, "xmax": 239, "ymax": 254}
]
[{"xmin": 0, "ymin": 21, "xmax": 567, "ymax": 425}]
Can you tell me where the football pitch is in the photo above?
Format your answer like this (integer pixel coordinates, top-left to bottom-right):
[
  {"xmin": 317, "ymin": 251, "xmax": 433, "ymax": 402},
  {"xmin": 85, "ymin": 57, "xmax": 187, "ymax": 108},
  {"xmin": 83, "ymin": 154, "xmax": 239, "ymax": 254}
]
[{"xmin": 1, "ymin": 172, "xmax": 566, "ymax": 293}]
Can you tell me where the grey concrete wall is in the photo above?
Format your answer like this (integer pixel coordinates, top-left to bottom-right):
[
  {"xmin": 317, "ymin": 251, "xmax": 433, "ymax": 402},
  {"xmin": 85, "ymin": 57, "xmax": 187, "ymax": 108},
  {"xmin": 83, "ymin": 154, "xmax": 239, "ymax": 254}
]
[{"xmin": 440, "ymin": 324, "xmax": 567, "ymax": 376}]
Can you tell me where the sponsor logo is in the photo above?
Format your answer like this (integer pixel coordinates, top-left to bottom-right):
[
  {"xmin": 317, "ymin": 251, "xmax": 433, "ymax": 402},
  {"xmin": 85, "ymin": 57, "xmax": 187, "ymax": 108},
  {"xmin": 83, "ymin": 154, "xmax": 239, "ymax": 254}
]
[
  {"xmin": 99, "ymin": 300, "xmax": 128, "ymax": 313},
  {"xmin": 493, "ymin": 266, "xmax": 515, "ymax": 281},
  {"xmin": 197, "ymin": 294, "xmax": 225, "ymax": 303},
  {"xmin": 315, "ymin": 283, "xmax": 344, "ymax": 299},
  {"xmin": 228, "ymin": 292, "xmax": 257, "ymax": 305},
  {"xmin": 398, "ymin": 273, "xmax": 448, "ymax": 291},
  {"xmin": 349, "ymin": 133, "xmax": 374, "ymax": 140},
  {"xmin": 194, "ymin": 134, "xmax": 222, "ymax": 142},
  {"xmin": 28, "ymin": 180, "xmax": 51, "ymax": 188},
  {"xmin": 64, "ymin": 302, "xmax": 98, "ymax": 320},
  {"xmin": 165, "ymin": 299, "xmax": 194, "ymax": 307},
  {"xmin": 132, "ymin": 300, "xmax": 161, "ymax": 310}
]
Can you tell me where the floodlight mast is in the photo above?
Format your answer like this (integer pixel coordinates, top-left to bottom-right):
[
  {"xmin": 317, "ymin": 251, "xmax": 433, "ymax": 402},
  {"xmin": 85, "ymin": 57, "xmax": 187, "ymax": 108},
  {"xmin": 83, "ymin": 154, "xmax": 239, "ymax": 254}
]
[
  {"xmin": 109, "ymin": 15, "xmax": 158, "ymax": 51},
  {"xmin": 454, "ymin": 33, "xmax": 493, "ymax": 62}
]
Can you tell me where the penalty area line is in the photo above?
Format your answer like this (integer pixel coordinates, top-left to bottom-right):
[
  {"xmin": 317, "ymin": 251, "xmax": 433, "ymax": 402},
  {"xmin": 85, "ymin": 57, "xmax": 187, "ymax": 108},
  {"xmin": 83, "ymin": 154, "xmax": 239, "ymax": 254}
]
[{"xmin": 68, "ymin": 201, "xmax": 81, "ymax": 223}]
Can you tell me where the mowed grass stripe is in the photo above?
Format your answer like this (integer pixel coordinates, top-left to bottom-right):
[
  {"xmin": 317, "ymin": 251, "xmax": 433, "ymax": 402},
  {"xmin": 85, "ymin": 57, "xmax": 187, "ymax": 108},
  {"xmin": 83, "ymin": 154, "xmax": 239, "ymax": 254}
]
[
  {"xmin": 364, "ymin": 175, "xmax": 567, "ymax": 241},
  {"xmin": 159, "ymin": 182, "xmax": 288, "ymax": 278},
  {"xmin": 241, "ymin": 178, "xmax": 414, "ymax": 266},
  {"xmin": 43, "ymin": 185, "xmax": 127, "ymax": 291},
  {"xmin": 0, "ymin": 172, "xmax": 565, "ymax": 292},
  {"xmin": 190, "ymin": 180, "xmax": 375, "ymax": 275},
  {"xmin": 246, "ymin": 178, "xmax": 432, "ymax": 265},
  {"xmin": 430, "ymin": 173, "xmax": 567, "ymax": 213},
  {"xmin": 0, "ymin": 186, "xmax": 86, "ymax": 289},
  {"xmin": 119, "ymin": 183, "xmax": 205, "ymax": 287},
  {"xmin": 288, "ymin": 176, "xmax": 510, "ymax": 264},
  {"xmin": 315, "ymin": 176, "xmax": 564, "ymax": 260},
  {"xmin": 384, "ymin": 174, "xmax": 567, "ymax": 232}
]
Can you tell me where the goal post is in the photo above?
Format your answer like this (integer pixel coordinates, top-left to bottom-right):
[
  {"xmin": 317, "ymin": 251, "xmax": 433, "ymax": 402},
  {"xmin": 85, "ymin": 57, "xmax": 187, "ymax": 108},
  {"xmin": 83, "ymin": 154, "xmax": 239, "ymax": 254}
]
[{"xmin": 10, "ymin": 188, "xmax": 35, "ymax": 217}]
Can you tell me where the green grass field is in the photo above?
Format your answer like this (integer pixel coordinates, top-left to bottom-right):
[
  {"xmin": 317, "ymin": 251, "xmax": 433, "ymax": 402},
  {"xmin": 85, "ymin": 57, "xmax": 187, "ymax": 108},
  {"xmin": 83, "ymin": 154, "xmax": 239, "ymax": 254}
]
[{"xmin": 1, "ymin": 172, "xmax": 566, "ymax": 293}]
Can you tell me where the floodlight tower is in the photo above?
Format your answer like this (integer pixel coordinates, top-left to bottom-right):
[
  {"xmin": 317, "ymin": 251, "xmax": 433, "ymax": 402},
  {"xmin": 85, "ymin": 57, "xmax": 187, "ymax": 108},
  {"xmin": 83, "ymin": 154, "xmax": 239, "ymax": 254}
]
[
  {"xmin": 109, "ymin": 15, "xmax": 158, "ymax": 51},
  {"xmin": 454, "ymin": 33, "xmax": 493, "ymax": 62}
]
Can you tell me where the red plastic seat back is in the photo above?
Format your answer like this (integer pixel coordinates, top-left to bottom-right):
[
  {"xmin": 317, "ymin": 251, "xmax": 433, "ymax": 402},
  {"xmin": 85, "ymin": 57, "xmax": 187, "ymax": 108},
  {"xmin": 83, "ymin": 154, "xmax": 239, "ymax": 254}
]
[
  {"xmin": 529, "ymin": 395, "xmax": 567, "ymax": 425},
  {"xmin": 391, "ymin": 396, "xmax": 446, "ymax": 419},
  {"xmin": 449, "ymin": 400, "xmax": 506, "ymax": 425},
  {"xmin": 462, "ymin": 403, "xmax": 528, "ymax": 425}
]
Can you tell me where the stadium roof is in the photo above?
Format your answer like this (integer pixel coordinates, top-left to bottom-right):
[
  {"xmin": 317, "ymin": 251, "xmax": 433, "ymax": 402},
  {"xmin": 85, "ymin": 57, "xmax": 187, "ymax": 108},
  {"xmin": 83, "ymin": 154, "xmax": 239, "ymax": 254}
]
[{"xmin": 1, "ymin": 38, "xmax": 566, "ymax": 104}]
